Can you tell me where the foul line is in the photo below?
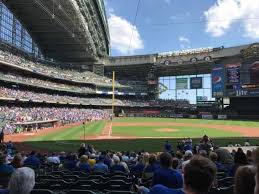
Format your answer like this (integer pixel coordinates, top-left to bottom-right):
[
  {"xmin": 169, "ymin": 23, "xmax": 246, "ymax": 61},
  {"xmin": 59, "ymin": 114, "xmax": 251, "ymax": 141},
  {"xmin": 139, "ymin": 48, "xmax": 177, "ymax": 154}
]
[{"xmin": 108, "ymin": 122, "xmax": 112, "ymax": 137}]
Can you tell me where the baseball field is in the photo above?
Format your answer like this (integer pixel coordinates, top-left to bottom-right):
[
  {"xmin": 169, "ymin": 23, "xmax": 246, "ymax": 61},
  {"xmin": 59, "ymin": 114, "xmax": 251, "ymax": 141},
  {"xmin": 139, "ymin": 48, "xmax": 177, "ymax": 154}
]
[{"xmin": 6, "ymin": 117, "xmax": 259, "ymax": 152}]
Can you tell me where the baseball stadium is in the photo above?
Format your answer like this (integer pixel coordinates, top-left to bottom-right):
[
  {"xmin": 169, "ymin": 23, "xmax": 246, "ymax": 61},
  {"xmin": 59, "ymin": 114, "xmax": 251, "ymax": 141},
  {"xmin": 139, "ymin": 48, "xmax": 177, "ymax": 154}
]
[{"xmin": 0, "ymin": 0, "xmax": 259, "ymax": 194}]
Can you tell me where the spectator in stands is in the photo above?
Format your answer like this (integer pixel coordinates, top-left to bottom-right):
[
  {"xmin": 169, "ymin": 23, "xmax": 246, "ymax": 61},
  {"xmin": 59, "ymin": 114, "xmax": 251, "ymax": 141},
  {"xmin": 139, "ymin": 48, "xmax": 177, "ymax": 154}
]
[
  {"xmin": 8, "ymin": 167, "xmax": 35, "ymax": 194},
  {"xmin": 152, "ymin": 152, "xmax": 183, "ymax": 189},
  {"xmin": 0, "ymin": 152, "xmax": 15, "ymax": 174},
  {"xmin": 172, "ymin": 158, "xmax": 179, "ymax": 170},
  {"xmin": 199, "ymin": 150, "xmax": 208, "ymax": 158},
  {"xmin": 138, "ymin": 155, "xmax": 216, "ymax": 194},
  {"xmin": 214, "ymin": 146, "xmax": 234, "ymax": 169},
  {"xmin": 209, "ymin": 152, "xmax": 223, "ymax": 171},
  {"xmin": 46, "ymin": 152, "xmax": 60, "ymax": 165},
  {"xmin": 181, "ymin": 150, "xmax": 193, "ymax": 170},
  {"xmin": 164, "ymin": 140, "xmax": 172, "ymax": 153},
  {"xmin": 59, "ymin": 151, "xmax": 66, "ymax": 164},
  {"xmin": 244, "ymin": 139, "xmax": 250, "ymax": 146},
  {"xmin": 23, "ymin": 151, "xmax": 40, "ymax": 168},
  {"xmin": 228, "ymin": 148, "xmax": 248, "ymax": 177},
  {"xmin": 110, "ymin": 155, "xmax": 126, "ymax": 173},
  {"xmin": 143, "ymin": 154, "xmax": 159, "ymax": 179},
  {"xmin": 77, "ymin": 155, "xmax": 91, "ymax": 173},
  {"xmin": 102, "ymin": 151, "xmax": 112, "ymax": 168},
  {"xmin": 63, "ymin": 153, "xmax": 78, "ymax": 171},
  {"xmin": 234, "ymin": 165, "xmax": 256, "ymax": 194},
  {"xmin": 131, "ymin": 156, "xmax": 145, "ymax": 176},
  {"xmin": 93, "ymin": 155, "xmax": 108, "ymax": 173},
  {"xmin": 88, "ymin": 154, "xmax": 96, "ymax": 168},
  {"xmin": 78, "ymin": 143, "xmax": 87, "ymax": 158},
  {"xmin": 175, "ymin": 151, "xmax": 183, "ymax": 169},
  {"xmin": 118, "ymin": 154, "xmax": 130, "ymax": 173},
  {"xmin": 9, "ymin": 153, "xmax": 23, "ymax": 169}
]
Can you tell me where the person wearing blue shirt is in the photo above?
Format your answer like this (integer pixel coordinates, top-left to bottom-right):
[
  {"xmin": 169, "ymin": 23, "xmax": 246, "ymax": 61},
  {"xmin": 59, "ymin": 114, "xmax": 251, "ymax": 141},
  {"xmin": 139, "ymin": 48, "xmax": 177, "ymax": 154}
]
[
  {"xmin": 152, "ymin": 152, "xmax": 183, "ymax": 189},
  {"xmin": 143, "ymin": 154, "xmax": 160, "ymax": 179},
  {"xmin": 131, "ymin": 157, "xmax": 145, "ymax": 175},
  {"xmin": 110, "ymin": 156, "xmax": 126, "ymax": 173},
  {"xmin": 138, "ymin": 156, "xmax": 217, "ymax": 194},
  {"xmin": 77, "ymin": 155, "xmax": 91, "ymax": 173},
  {"xmin": 64, "ymin": 153, "xmax": 78, "ymax": 171},
  {"xmin": 23, "ymin": 151, "xmax": 40, "ymax": 168},
  {"xmin": 93, "ymin": 155, "xmax": 108, "ymax": 173},
  {"xmin": 164, "ymin": 141, "xmax": 172, "ymax": 152},
  {"xmin": 0, "ymin": 152, "xmax": 15, "ymax": 174}
]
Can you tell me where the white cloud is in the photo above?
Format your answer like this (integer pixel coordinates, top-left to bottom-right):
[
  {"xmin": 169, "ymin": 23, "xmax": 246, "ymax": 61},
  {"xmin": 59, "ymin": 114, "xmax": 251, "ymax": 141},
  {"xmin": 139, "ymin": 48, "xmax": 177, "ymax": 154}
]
[
  {"xmin": 204, "ymin": 0, "xmax": 259, "ymax": 38},
  {"xmin": 179, "ymin": 36, "xmax": 191, "ymax": 49},
  {"xmin": 179, "ymin": 36, "xmax": 190, "ymax": 43},
  {"xmin": 108, "ymin": 13, "xmax": 144, "ymax": 54}
]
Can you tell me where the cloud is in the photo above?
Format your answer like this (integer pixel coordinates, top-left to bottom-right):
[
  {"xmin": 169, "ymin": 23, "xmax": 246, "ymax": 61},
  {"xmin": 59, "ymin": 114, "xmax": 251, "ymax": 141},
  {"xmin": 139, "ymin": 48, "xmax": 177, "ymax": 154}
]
[
  {"xmin": 108, "ymin": 13, "xmax": 144, "ymax": 54},
  {"xmin": 179, "ymin": 36, "xmax": 190, "ymax": 43},
  {"xmin": 204, "ymin": 0, "xmax": 259, "ymax": 38},
  {"xmin": 179, "ymin": 36, "xmax": 191, "ymax": 49}
]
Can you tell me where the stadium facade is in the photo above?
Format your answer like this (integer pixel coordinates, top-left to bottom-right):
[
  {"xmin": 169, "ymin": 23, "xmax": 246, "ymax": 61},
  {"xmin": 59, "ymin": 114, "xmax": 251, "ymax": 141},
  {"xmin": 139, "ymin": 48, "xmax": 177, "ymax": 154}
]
[{"xmin": 0, "ymin": 0, "xmax": 259, "ymax": 121}]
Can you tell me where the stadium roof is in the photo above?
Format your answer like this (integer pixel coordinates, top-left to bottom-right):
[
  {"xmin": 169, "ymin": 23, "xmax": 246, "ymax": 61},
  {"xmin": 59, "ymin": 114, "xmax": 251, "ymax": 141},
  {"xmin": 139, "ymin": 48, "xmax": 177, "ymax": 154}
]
[
  {"xmin": 106, "ymin": 44, "xmax": 251, "ymax": 77},
  {"xmin": 3, "ymin": 0, "xmax": 110, "ymax": 63}
]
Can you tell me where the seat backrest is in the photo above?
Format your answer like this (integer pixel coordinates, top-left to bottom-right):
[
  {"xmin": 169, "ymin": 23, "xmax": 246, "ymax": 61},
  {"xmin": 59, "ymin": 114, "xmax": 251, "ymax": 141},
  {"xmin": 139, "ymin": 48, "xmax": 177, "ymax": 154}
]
[
  {"xmin": 217, "ymin": 177, "xmax": 234, "ymax": 188},
  {"xmin": 0, "ymin": 173, "xmax": 11, "ymax": 189},
  {"xmin": 66, "ymin": 189, "xmax": 96, "ymax": 194},
  {"xmin": 106, "ymin": 191, "xmax": 135, "ymax": 194},
  {"xmin": 30, "ymin": 189, "xmax": 55, "ymax": 194}
]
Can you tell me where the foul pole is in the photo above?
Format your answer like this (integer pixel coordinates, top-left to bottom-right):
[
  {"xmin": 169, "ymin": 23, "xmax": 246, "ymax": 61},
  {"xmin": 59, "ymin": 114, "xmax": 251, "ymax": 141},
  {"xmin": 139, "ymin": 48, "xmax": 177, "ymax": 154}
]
[{"xmin": 112, "ymin": 71, "xmax": 115, "ymax": 115}]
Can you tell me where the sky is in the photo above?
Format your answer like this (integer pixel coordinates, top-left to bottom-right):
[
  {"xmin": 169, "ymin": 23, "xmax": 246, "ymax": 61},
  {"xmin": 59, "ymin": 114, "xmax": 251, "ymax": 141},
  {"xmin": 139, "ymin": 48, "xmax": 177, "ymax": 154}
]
[
  {"xmin": 105, "ymin": 0, "xmax": 259, "ymax": 103},
  {"xmin": 105, "ymin": 0, "xmax": 259, "ymax": 56}
]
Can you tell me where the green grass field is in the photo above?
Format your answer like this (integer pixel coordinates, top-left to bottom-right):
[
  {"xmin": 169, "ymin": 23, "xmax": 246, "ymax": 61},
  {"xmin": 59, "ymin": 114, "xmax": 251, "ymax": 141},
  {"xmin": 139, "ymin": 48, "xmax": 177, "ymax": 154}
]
[
  {"xmin": 23, "ymin": 117, "xmax": 259, "ymax": 152},
  {"xmin": 113, "ymin": 117, "xmax": 259, "ymax": 127},
  {"xmin": 112, "ymin": 125, "xmax": 241, "ymax": 138}
]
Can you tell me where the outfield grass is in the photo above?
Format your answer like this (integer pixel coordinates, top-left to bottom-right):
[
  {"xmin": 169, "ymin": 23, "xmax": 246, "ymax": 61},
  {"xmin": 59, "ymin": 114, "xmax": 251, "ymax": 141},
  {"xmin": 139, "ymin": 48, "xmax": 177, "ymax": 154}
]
[
  {"xmin": 21, "ymin": 117, "xmax": 259, "ymax": 152},
  {"xmin": 114, "ymin": 117, "xmax": 259, "ymax": 128},
  {"xmin": 29, "ymin": 121, "xmax": 105, "ymax": 141},
  {"xmin": 112, "ymin": 125, "xmax": 241, "ymax": 138}
]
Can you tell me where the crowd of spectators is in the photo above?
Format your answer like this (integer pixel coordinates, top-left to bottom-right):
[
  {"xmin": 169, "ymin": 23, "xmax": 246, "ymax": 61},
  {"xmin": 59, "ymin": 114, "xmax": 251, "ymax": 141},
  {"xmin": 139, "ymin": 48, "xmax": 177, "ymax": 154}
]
[
  {"xmin": 0, "ymin": 49, "xmax": 152, "ymax": 93},
  {"xmin": 0, "ymin": 136, "xmax": 258, "ymax": 194},
  {"xmin": 0, "ymin": 72, "xmax": 95, "ymax": 94},
  {"xmin": 0, "ymin": 86, "xmax": 194, "ymax": 109},
  {"xmin": 0, "ymin": 50, "xmax": 119, "ymax": 87},
  {"xmin": 0, "ymin": 87, "xmax": 126, "ymax": 106},
  {"xmin": 0, "ymin": 106, "xmax": 110, "ymax": 134}
]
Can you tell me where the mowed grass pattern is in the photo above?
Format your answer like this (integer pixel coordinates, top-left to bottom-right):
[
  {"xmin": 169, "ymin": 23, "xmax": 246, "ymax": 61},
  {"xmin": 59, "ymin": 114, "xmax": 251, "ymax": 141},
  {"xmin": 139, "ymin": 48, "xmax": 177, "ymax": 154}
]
[
  {"xmin": 29, "ymin": 121, "xmax": 105, "ymax": 141},
  {"xmin": 113, "ymin": 117, "xmax": 259, "ymax": 128},
  {"xmin": 112, "ymin": 125, "xmax": 241, "ymax": 138}
]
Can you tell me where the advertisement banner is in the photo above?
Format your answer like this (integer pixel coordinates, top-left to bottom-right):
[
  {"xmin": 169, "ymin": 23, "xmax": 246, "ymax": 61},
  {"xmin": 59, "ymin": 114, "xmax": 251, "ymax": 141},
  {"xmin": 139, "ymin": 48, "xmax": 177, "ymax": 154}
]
[
  {"xmin": 176, "ymin": 78, "xmax": 188, "ymax": 89},
  {"xmin": 226, "ymin": 63, "xmax": 241, "ymax": 84},
  {"xmin": 190, "ymin": 77, "xmax": 203, "ymax": 89},
  {"xmin": 218, "ymin": 115, "xmax": 227, "ymax": 120},
  {"xmin": 212, "ymin": 64, "xmax": 225, "ymax": 97},
  {"xmin": 202, "ymin": 114, "xmax": 213, "ymax": 119}
]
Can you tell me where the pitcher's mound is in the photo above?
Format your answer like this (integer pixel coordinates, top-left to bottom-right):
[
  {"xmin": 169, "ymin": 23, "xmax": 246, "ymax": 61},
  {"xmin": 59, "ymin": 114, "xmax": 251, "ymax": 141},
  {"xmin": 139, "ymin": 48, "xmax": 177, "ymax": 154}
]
[{"xmin": 155, "ymin": 128, "xmax": 178, "ymax": 132}]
